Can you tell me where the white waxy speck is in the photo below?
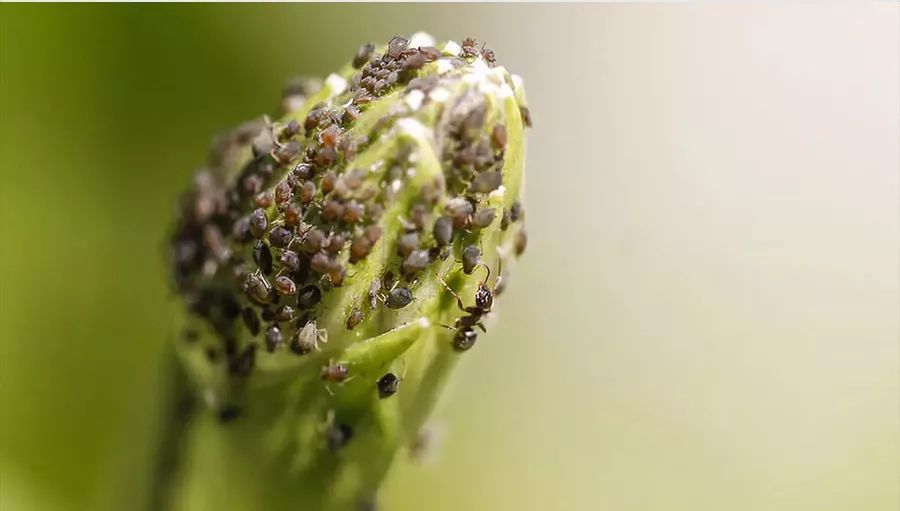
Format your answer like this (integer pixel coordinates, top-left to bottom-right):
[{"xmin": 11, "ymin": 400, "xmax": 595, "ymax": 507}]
[
  {"xmin": 409, "ymin": 32, "xmax": 435, "ymax": 48},
  {"xmin": 442, "ymin": 40, "xmax": 461, "ymax": 56},
  {"xmin": 511, "ymin": 74, "xmax": 524, "ymax": 91},
  {"xmin": 391, "ymin": 179, "xmax": 402, "ymax": 193},
  {"xmin": 428, "ymin": 87, "xmax": 450, "ymax": 103},
  {"xmin": 418, "ymin": 317, "xmax": 431, "ymax": 328},
  {"xmin": 405, "ymin": 89, "xmax": 425, "ymax": 111},
  {"xmin": 203, "ymin": 390, "xmax": 218, "ymax": 408},
  {"xmin": 325, "ymin": 73, "xmax": 347, "ymax": 95},
  {"xmin": 396, "ymin": 117, "xmax": 431, "ymax": 140},
  {"xmin": 497, "ymin": 83, "xmax": 514, "ymax": 99},
  {"xmin": 436, "ymin": 58, "xmax": 455, "ymax": 74},
  {"xmin": 489, "ymin": 185, "xmax": 506, "ymax": 200}
]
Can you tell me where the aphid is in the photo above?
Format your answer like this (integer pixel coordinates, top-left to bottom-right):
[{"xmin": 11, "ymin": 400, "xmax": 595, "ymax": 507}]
[
  {"xmin": 346, "ymin": 307, "xmax": 364, "ymax": 330},
  {"xmin": 397, "ymin": 232, "xmax": 420, "ymax": 257},
  {"xmin": 241, "ymin": 307, "xmax": 261, "ymax": 336},
  {"xmin": 319, "ymin": 125, "xmax": 341, "ymax": 148},
  {"xmin": 519, "ymin": 105, "xmax": 533, "ymax": 127},
  {"xmin": 265, "ymin": 325, "xmax": 282, "ymax": 352},
  {"xmin": 244, "ymin": 272, "xmax": 273, "ymax": 304},
  {"xmin": 462, "ymin": 245, "xmax": 481, "ymax": 274},
  {"xmin": 315, "ymin": 146, "xmax": 337, "ymax": 167},
  {"xmin": 253, "ymin": 241, "xmax": 273, "ymax": 274},
  {"xmin": 515, "ymin": 229, "xmax": 528, "ymax": 256},
  {"xmin": 387, "ymin": 36, "xmax": 409, "ymax": 58},
  {"xmin": 402, "ymin": 249, "xmax": 430, "ymax": 278},
  {"xmin": 353, "ymin": 43, "xmax": 376, "ymax": 68},
  {"xmin": 386, "ymin": 287, "xmax": 413, "ymax": 309},
  {"xmin": 321, "ymin": 361, "xmax": 349, "ymax": 382},
  {"xmin": 298, "ymin": 181, "xmax": 316, "ymax": 204},
  {"xmin": 274, "ymin": 305, "xmax": 296, "ymax": 322},
  {"xmin": 342, "ymin": 201, "xmax": 365, "ymax": 224},
  {"xmin": 292, "ymin": 162, "xmax": 313, "ymax": 180},
  {"xmin": 274, "ymin": 275, "xmax": 297, "ymax": 295},
  {"xmin": 300, "ymin": 228, "xmax": 326, "ymax": 253},
  {"xmin": 255, "ymin": 191, "xmax": 274, "ymax": 208},
  {"xmin": 419, "ymin": 46, "xmax": 441, "ymax": 61},
  {"xmin": 297, "ymin": 285, "xmax": 323, "ymax": 309},
  {"xmin": 321, "ymin": 200, "xmax": 344, "ymax": 222},
  {"xmin": 272, "ymin": 141, "xmax": 301, "ymax": 165},
  {"xmin": 471, "ymin": 208, "xmax": 497, "ymax": 229},
  {"xmin": 368, "ymin": 279, "xmax": 382, "ymax": 308},
  {"xmin": 327, "ymin": 422, "xmax": 354, "ymax": 452},
  {"xmin": 310, "ymin": 252, "xmax": 334, "ymax": 275},
  {"xmin": 445, "ymin": 197, "xmax": 474, "ymax": 229},
  {"xmin": 433, "ymin": 216, "xmax": 454, "ymax": 246},
  {"xmin": 377, "ymin": 372, "xmax": 400, "ymax": 398},
  {"xmin": 509, "ymin": 201, "xmax": 524, "ymax": 222},
  {"xmin": 490, "ymin": 124, "xmax": 507, "ymax": 150},
  {"xmin": 481, "ymin": 47, "xmax": 496, "ymax": 66},
  {"xmin": 325, "ymin": 232, "xmax": 346, "ymax": 255},
  {"xmin": 364, "ymin": 225, "xmax": 382, "ymax": 243},
  {"xmin": 274, "ymin": 180, "xmax": 292, "ymax": 204},
  {"xmin": 249, "ymin": 208, "xmax": 268, "ymax": 238},
  {"xmin": 241, "ymin": 173, "xmax": 263, "ymax": 197},
  {"xmin": 328, "ymin": 264, "xmax": 346, "ymax": 287},
  {"xmin": 251, "ymin": 130, "xmax": 275, "ymax": 158},
  {"xmin": 349, "ymin": 235, "xmax": 374, "ymax": 263},
  {"xmin": 408, "ymin": 204, "xmax": 429, "ymax": 231},
  {"xmin": 292, "ymin": 320, "xmax": 327, "ymax": 354},
  {"xmin": 284, "ymin": 203, "xmax": 302, "ymax": 227},
  {"xmin": 403, "ymin": 52, "xmax": 427, "ymax": 70},
  {"xmin": 500, "ymin": 210, "xmax": 511, "ymax": 231},
  {"xmin": 279, "ymin": 119, "xmax": 300, "ymax": 140},
  {"xmin": 305, "ymin": 106, "xmax": 327, "ymax": 131},
  {"xmin": 268, "ymin": 226, "xmax": 292, "ymax": 249},
  {"xmin": 468, "ymin": 170, "xmax": 503, "ymax": 194}
]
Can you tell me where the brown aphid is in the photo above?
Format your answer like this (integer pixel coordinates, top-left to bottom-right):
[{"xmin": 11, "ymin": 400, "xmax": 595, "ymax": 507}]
[
  {"xmin": 445, "ymin": 197, "xmax": 474, "ymax": 229},
  {"xmin": 491, "ymin": 124, "xmax": 507, "ymax": 150},
  {"xmin": 305, "ymin": 106, "xmax": 327, "ymax": 130},
  {"xmin": 292, "ymin": 162, "xmax": 313, "ymax": 180},
  {"xmin": 315, "ymin": 146, "xmax": 337, "ymax": 167},
  {"xmin": 298, "ymin": 181, "xmax": 316, "ymax": 204},
  {"xmin": 397, "ymin": 232, "xmax": 420, "ymax": 257},
  {"xmin": 353, "ymin": 43, "xmax": 376, "ymax": 69},
  {"xmin": 403, "ymin": 52, "xmax": 427, "ymax": 70},
  {"xmin": 387, "ymin": 36, "xmax": 409, "ymax": 58},
  {"xmin": 272, "ymin": 141, "xmax": 301, "ymax": 165},
  {"xmin": 349, "ymin": 235, "xmax": 373, "ymax": 263},
  {"xmin": 268, "ymin": 226, "xmax": 293, "ymax": 249},
  {"xmin": 519, "ymin": 105, "xmax": 532, "ymax": 127},
  {"xmin": 509, "ymin": 201, "xmax": 524, "ymax": 222},
  {"xmin": 468, "ymin": 170, "xmax": 503, "ymax": 194},
  {"xmin": 419, "ymin": 46, "xmax": 441, "ymax": 61},
  {"xmin": 321, "ymin": 200, "xmax": 344, "ymax": 222},
  {"xmin": 325, "ymin": 232, "xmax": 346, "ymax": 255},
  {"xmin": 275, "ymin": 275, "xmax": 297, "ymax": 295},
  {"xmin": 515, "ymin": 229, "xmax": 528, "ymax": 256},
  {"xmin": 280, "ymin": 250, "xmax": 300, "ymax": 272},
  {"xmin": 274, "ymin": 181, "xmax": 292, "ymax": 204},
  {"xmin": 249, "ymin": 208, "xmax": 268, "ymax": 238},
  {"xmin": 232, "ymin": 217, "xmax": 252, "ymax": 243},
  {"xmin": 365, "ymin": 225, "xmax": 383, "ymax": 243},
  {"xmin": 274, "ymin": 305, "xmax": 296, "ymax": 322},
  {"xmin": 402, "ymin": 249, "xmax": 431, "ymax": 277},
  {"xmin": 310, "ymin": 252, "xmax": 334, "ymax": 274},
  {"xmin": 265, "ymin": 325, "xmax": 283, "ymax": 352},
  {"xmin": 346, "ymin": 307, "xmax": 364, "ymax": 330},
  {"xmin": 319, "ymin": 125, "xmax": 341, "ymax": 148},
  {"xmin": 342, "ymin": 201, "xmax": 365, "ymax": 224},
  {"xmin": 471, "ymin": 208, "xmax": 497, "ymax": 229},
  {"xmin": 462, "ymin": 245, "xmax": 481, "ymax": 274},
  {"xmin": 284, "ymin": 203, "xmax": 302, "ymax": 227},
  {"xmin": 279, "ymin": 119, "xmax": 300, "ymax": 140},
  {"xmin": 386, "ymin": 287, "xmax": 413, "ymax": 309},
  {"xmin": 241, "ymin": 173, "xmax": 263, "ymax": 197},
  {"xmin": 244, "ymin": 272, "xmax": 272, "ymax": 304},
  {"xmin": 328, "ymin": 265, "xmax": 346, "ymax": 287},
  {"xmin": 321, "ymin": 361, "xmax": 350, "ymax": 382},
  {"xmin": 433, "ymin": 216, "xmax": 454, "ymax": 246},
  {"xmin": 408, "ymin": 204, "xmax": 429, "ymax": 231},
  {"xmin": 341, "ymin": 105, "xmax": 360, "ymax": 125},
  {"xmin": 255, "ymin": 191, "xmax": 274, "ymax": 209},
  {"xmin": 300, "ymin": 228, "xmax": 326, "ymax": 253}
]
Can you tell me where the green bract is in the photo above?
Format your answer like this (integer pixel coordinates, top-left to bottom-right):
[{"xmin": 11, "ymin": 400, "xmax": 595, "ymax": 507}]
[{"xmin": 168, "ymin": 33, "xmax": 530, "ymax": 510}]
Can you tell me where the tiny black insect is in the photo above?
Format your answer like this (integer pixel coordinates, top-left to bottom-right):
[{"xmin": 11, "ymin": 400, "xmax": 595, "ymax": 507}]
[{"xmin": 377, "ymin": 373, "xmax": 400, "ymax": 398}]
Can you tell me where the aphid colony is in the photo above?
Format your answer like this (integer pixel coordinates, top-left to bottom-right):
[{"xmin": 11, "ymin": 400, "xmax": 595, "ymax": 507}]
[{"xmin": 171, "ymin": 36, "xmax": 529, "ymax": 436}]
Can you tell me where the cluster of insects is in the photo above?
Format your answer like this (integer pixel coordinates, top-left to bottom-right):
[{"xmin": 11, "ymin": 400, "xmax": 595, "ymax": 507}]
[{"xmin": 171, "ymin": 36, "xmax": 530, "ymax": 439}]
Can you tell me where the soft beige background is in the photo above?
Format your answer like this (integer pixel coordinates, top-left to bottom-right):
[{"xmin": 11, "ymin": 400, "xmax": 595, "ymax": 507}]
[{"xmin": 1, "ymin": 4, "xmax": 897, "ymax": 511}]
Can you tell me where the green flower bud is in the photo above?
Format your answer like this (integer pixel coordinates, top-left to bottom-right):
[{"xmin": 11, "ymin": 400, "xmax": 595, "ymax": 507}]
[{"xmin": 167, "ymin": 33, "xmax": 530, "ymax": 510}]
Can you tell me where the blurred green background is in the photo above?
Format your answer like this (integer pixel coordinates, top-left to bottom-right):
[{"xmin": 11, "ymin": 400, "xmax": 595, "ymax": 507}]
[{"xmin": 1, "ymin": 4, "xmax": 898, "ymax": 511}]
